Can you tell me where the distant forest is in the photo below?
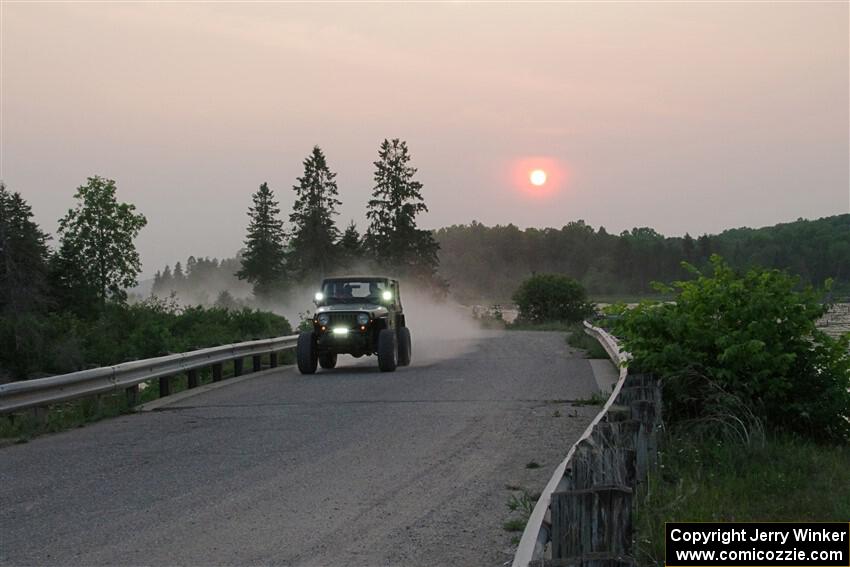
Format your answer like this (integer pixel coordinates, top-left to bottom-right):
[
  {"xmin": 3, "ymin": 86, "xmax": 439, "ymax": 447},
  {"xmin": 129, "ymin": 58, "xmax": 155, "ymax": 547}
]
[
  {"xmin": 436, "ymin": 214, "xmax": 850, "ymax": 301},
  {"xmin": 151, "ymin": 214, "xmax": 849, "ymax": 304}
]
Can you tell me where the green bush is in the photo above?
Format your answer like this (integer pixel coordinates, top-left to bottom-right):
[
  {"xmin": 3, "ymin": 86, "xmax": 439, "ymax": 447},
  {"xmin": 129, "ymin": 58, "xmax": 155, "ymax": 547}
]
[
  {"xmin": 608, "ymin": 256, "xmax": 850, "ymax": 441},
  {"xmin": 0, "ymin": 297, "xmax": 292, "ymax": 378},
  {"xmin": 512, "ymin": 274, "xmax": 593, "ymax": 324}
]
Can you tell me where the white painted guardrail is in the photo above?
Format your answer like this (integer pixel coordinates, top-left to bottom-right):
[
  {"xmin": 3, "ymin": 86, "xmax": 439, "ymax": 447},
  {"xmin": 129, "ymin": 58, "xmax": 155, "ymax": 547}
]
[
  {"xmin": 512, "ymin": 320, "xmax": 630, "ymax": 567},
  {"xmin": 0, "ymin": 335, "xmax": 299, "ymax": 414}
]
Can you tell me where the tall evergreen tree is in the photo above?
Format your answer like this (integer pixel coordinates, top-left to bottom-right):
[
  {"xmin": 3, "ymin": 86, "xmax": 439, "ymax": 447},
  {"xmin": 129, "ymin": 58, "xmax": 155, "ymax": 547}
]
[
  {"xmin": 0, "ymin": 184, "xmax": 50, "ymax": 315},
  {"xmin": 288, "ymin": 146, "xmax": 341, "ymax": 280},
  {"xmin": 0, "ymin": 185, "xmax": 53, "ymax": 377},
  {"xmin": 237, "ymin": 182, "xmax": 287, "ymax": 299},
  {"xmin": 55, "ymin": 176, "xmax": 147, "ymax": 308},
  {"xmin": 364, "ymin": 138, "xmax": 440, "ymax": 281},
  {"xmin": 173, "ymin": 261, "xmax": 185, "ymax": 285},
  {"xmin": 338, "ymin": 220, "xmax": 363, "ymax": 270}
]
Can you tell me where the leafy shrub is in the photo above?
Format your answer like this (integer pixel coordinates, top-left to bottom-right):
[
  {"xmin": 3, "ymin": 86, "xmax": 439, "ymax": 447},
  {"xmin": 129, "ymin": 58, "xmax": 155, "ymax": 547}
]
[
  {"xmin": 1, "ymin": 297, "xmax": 292, "ymax": 378},
  {"xmin": 608, "ymin": 256, "xmax": 850, "ymax": 441},
  {"xmin": 512, "ymin": 274, "xmax": 593, "ymax": 324}
]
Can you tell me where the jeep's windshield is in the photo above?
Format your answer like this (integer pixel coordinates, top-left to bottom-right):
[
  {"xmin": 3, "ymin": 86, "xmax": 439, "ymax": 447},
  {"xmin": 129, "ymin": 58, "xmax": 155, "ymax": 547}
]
[{"xmin": 321, "ymin": 279, "xmax": 390, "ymax": 303}]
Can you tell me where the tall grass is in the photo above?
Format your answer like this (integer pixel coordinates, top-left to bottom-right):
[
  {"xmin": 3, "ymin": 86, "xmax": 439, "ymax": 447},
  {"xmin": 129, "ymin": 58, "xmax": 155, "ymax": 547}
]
[{"xmin": 634, "ymin": 433, "xmax": 850, "ymax": 566}]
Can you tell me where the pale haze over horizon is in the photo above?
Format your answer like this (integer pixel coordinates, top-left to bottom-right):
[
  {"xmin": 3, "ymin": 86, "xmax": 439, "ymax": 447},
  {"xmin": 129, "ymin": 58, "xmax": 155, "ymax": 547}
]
[{"xmin": 2, "ymin": 2, "xmax": 848, "ymax": 277}]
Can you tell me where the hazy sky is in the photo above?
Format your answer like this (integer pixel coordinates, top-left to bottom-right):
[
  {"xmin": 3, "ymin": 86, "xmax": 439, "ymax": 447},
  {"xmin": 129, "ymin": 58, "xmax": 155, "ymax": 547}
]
[{"xmin": 2, "ymin": 1, "xmax": 848, "ymax": 276}]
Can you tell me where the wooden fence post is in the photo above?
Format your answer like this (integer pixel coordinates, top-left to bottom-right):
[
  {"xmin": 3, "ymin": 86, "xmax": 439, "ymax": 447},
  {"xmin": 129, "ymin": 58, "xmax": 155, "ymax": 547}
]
[
  {"xmin": 234, "ymin": 358, "xmax": 243, "ymax": 377},
  {"xmin": 212, "ymin": 363, "xmax": 223, "ymax": 382},
  {"xmin": 270, "ymin": 352, "xmax": 278, "ymax": 368},
  {"xmin": 252, "ymin": 355, "xmax": 262, "ymax": 372},
  {"xmin": 551, "ymin": 486, "xmax": 633, "ymax": 560}
]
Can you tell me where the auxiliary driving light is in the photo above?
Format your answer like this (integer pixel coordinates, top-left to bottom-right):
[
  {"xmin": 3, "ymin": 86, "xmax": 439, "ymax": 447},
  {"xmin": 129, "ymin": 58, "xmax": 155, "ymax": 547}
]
[
  {"xmin": 382, "ymin": 290, "xmax": 393, "ymax": 301},
  {"xmin": 314, "ymin": 292, "xmax": 324, "ymax": 302},
  {"xmin": 332, "ymin": 327, "xmax": 349, "ymax": 336}
]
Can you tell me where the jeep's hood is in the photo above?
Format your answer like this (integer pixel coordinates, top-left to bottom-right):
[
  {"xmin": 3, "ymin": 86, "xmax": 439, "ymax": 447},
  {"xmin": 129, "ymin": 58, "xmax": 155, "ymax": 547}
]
[{"xmin": 317, "ymin": 304, "xmax": 388, "ymax": 317}]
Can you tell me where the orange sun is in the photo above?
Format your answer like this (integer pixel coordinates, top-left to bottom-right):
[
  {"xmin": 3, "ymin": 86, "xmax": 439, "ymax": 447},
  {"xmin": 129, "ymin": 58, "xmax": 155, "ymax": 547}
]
[
  {"xmin": 510, "ymin": 156, "xmax": 568, "ymax": 199},
  {"xmin": 530, "ymin": 169, "xmax": 547, "ymax": 186}
]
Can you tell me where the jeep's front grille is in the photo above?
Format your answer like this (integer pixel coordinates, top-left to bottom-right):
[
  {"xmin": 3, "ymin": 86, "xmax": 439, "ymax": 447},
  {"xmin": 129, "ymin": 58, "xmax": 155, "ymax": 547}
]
[{"xmin": 326, "ymin": 312, "xmax": 358, "ymax": 328}]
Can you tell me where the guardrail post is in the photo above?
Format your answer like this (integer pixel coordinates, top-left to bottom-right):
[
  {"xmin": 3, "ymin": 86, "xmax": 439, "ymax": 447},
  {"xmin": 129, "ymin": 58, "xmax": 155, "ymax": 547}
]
[
  {"xmin": 252, "ymin": 355, "xmax": 262, "ymax": 373},
  {"xmin": 126, "ymin": 385, "xmax": 140, "ymax": 407},
  {"xmin": 234, "ymin": 358, "xmax": 243, "ymax": 377},
  {"xmin": 270, "ymin": 352, "xmax": 278, "ymax": 368},
  {"xmin": 159, "ymin": 376, "xmax": 172, "ymax": 397},
  {"xmin": 212, "ymin": 363, "xmax": 223, "ymax": 382},
  {"xmin": 187, "ymin": 369, "xmax": 199, "ymax": 389},
  {"xmin": 30, "ymin": 406, "xmax": 48, "ymax": 426}
]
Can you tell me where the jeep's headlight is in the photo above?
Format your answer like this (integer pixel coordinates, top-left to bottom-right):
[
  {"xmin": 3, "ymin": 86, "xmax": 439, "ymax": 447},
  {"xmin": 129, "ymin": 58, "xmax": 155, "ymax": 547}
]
[
  {"xmin": 381, "ymin": 290, "xmax": 393, "ymax": 301},
  {"xmin": 317, "ymin": 313, "xmax": 330, "ymax": 326},
  {"xmin": 356, "ymin": 313, "xmax": 370, "ymax": 325}
]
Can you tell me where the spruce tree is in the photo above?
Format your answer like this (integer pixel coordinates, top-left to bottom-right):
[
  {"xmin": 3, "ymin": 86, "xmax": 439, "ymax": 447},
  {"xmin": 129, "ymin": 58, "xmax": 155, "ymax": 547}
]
[
  {"xmin": 288, "ymin": 146, "xmax": 341, "ymax": 280},
  {"xmin": 0, "ymin": 184, "xmax": 50, "ymax": 316},
  {"xmin": 364, "ymin": 138, "xmax": 440, "ymax": 281},
  {"xmin": 338, "ymin": 221, "xmax": 362, "ymax": 270},
  {"xmin": 0, "ymin": 185, "xmax": 53, "ymax": 377},
  {"xmin": 237, "ymin": 182, "xmax": 287, "ymax": 299}
]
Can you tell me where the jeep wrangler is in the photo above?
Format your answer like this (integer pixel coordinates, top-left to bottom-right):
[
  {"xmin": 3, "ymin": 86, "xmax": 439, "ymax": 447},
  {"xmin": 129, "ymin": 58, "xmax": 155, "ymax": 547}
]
[{"xmin": 296, "ymin": 276, "xmax": 412, "ymax": 373}]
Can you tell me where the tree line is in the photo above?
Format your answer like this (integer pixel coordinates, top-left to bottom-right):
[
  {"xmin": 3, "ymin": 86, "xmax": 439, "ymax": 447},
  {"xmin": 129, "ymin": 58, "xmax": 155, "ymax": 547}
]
[
  {"xmin": 0, "ymin": 178, "xmax": 292, "ymax": 381},
  {"xmin": 0, "ymin": 137, "xmax": 440, "ymax": 380},
  {"xmin": 435, "ymin": 214, "xmax": 850, "ymax": 302},
  {"xmin": 152, "ymin": 139, "xmax": 442, "ymax": 303}
]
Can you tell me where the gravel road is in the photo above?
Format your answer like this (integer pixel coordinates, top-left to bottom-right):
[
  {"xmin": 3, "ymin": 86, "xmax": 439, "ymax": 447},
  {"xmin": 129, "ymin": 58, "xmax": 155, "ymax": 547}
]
[{"xmin": 1, "ymin": 331, "xmax": 599, "ymax": 566}]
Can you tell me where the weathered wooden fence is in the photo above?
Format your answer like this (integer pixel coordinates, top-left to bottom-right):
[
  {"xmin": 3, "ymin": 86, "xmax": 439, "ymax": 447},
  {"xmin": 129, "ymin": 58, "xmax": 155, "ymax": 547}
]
[{"xmin": 513, "ymin": 323, "xmax": 663, "ymax": 567}]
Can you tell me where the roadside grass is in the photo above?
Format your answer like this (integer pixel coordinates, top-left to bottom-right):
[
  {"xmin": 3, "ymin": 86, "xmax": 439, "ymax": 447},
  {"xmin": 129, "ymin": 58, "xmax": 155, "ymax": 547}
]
[
  {"xmin": 504, "ymin": 488, "xmax": 540, "ymax": 537},
  {"xmin": 506, "ymin": 320, "xmax": 610, "ymax": 360},
  {"xmin": 571, "ymin": 391, "xmax": 609, "ymax": 406},
  {"xmin": 0, "ymin": 393, "xmax": 132, "ymax": 443},
  {"xmin": 634, "ymin": 433, "xmax": 850, "ymax": 566},
  {"xmin": 507, "ymin": 491, "xmax": 538, "ymax": 515},
  {"xmin": 503, "ymin": 518, "xmax": 527, "ymax": 532},
  {"xmin": 565, "ymin": 325, "xmax": 609, "ymax": 359},
  {"xmin": 588, "ymin": 294, "xmax": 670, "ymax": 305},
  {"xmin": 0, "ymin": 351, "xmax": 295, "ymax": 443},
  {"xmin": 507, "ymin": 320, "xmax": 578, "ymax": 332}
]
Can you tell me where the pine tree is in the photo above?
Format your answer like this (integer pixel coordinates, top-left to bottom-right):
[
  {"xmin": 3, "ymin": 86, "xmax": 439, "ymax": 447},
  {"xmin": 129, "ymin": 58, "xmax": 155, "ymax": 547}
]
[
  {"xmin": 55, "ymin": 176, "xmax": 147, "ymax": 308},
  {"xmin": 0, "ymin": 185, "xmax": 51, "ymax": 377},
  {"xmin": 172, "ymin": 261, "xmax": 185, "ymax": 295},
  {"xmin": 682, "ymin": 233, "xmax": 695, "ymax": 262},
  {"xmin": 364, "ymin": 138, "xmax": 440, "ymax": 281},
  {"xmin": 158, "ymin": 265, "xmax": 173, "ymax": 294},
  {"xmin": 186, "ymin": 256, "xmax": 197, "ymax": 279},
  {"xmin": 338, "ymin": 221, "xmax": 362, "ymax": 270},
  {"xmin": 288, "ymin": 146, "xmax": 341, "ymax": 280},
  {"xmin": 237, "ymin": 182, "xmax": 287, "ymax": 299},
  {"xmin": 0, "ymin": 184, "xmax": 50, "ymax": 315}
]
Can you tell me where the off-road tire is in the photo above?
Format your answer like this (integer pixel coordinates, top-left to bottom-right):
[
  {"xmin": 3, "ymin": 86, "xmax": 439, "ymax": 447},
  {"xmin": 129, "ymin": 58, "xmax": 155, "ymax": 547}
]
[
  {"xmin": 377, "ymin": 328, "xmax": 398, "ymax": 372},
  {"xmin": 397, "ymin": 327, "xmax": 412, "ymax": 367},
  {"xmin": 319, "ymin": 352, "xmax": 338, "ymax": 369},
  {"xmin": 297, "ymin": 332, "xmax": 318, "ymax": 374}
]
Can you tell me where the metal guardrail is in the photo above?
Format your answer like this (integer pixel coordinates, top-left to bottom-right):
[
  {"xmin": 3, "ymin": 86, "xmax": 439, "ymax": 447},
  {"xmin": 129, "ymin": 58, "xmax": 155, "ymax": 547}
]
[
  {"xmin": 512, "ymin": 320, "xmax": 631, "ymax": 567},
  {"xmin": 0, "ymin": 335, "xmax": 299, "ymax": 414}
]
